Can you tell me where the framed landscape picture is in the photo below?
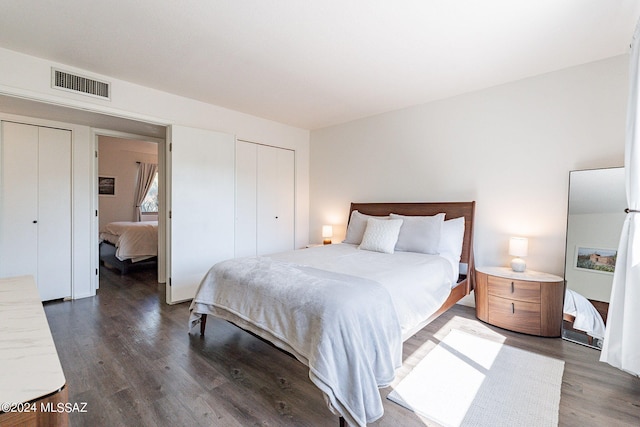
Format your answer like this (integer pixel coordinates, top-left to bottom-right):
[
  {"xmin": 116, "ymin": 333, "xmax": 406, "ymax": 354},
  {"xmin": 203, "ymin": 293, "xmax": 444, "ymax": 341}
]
[
  {"xmin": 98, "ymin": 176, "xmax": 116, "ymax": 196},
  {"xmin": 574, "ymin": 245, "xmax": 617, "ymax": 274}
]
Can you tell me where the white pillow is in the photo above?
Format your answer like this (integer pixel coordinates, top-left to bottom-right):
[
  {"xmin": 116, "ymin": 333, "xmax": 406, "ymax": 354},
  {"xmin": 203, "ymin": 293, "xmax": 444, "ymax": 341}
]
[
  {"xmin": 390, "ymin": 213, "xmax": 445, "ymax": 254},
  {"xmin": 438, "ymin": 217, "xmax": 466, "ymax": 278},
  {"xmin": 343, "ymin": 210, "xmax": 389, "ymax": 245},
  {"xmin": 358, "ymin": 218, "xmax": 403, "ymax": 254}
]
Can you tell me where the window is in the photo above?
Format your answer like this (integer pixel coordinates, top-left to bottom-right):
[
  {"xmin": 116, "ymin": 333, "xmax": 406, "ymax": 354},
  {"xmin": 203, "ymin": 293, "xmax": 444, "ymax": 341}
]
[{"xmin": 140, "ymin": 172, "xmax": 158, "ymax": 213}]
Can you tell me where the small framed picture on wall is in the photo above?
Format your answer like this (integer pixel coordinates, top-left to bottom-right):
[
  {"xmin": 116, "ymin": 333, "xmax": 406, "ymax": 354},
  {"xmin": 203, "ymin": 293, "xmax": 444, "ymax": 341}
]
[
  {"xmin": 98, "ymin": 176, "xmax": 116, "ymax": 196},
  {"xmin": 574, "ymin": 245, "xmax": 617, "ymax": 274}
]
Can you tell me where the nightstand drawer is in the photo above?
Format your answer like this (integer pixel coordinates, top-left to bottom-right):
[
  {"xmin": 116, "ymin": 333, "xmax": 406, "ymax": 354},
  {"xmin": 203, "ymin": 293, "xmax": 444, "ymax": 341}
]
[
  {"xmin": 488, "ymin": 297, "xmax": 541, "ymax": 335},
  {"xmin": 487, "ymin": 276, "xmax": 540, "ymax": 303}
]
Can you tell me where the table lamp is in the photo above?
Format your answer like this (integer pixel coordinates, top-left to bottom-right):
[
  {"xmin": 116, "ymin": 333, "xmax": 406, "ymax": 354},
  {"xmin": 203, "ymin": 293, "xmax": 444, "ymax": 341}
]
[
  {"xmin": 509, "ymin": 236, "xmax": 528, "ymax": 272},
  {"xmin": 322, "ymin": 225, "xmax": 333, "ymax": 245}
]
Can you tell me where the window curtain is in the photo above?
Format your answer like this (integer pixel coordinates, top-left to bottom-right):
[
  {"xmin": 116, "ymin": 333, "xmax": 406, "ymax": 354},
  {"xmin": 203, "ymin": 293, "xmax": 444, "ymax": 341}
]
[
  {"xmin": 133, "ymin": 162, "xmax": 158, "ymax": 222},
  {"xmin": 600, "ymin": 19, "xmax": 640, "ymax": 377}
]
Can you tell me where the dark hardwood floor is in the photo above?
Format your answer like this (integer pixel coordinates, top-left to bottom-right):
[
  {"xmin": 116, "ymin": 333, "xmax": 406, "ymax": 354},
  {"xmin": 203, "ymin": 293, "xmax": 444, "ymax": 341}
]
[{"xmin": 43, "ymin": 266, "xmax": 640, "ymax": 427}]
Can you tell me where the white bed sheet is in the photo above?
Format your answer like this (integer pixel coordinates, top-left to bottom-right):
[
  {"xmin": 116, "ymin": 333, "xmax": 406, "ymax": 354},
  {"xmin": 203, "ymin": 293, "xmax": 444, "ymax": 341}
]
[
  {"xmin": 99, "ymin": 221, "xmax": 158, "ymax": 262},
  {"xmin": 268, "ymin": 243, "xmax": 455, "ymax": 340},
  {"xmin": 564, "ymin": 289, "xmax": 606, "ymax": 340}
]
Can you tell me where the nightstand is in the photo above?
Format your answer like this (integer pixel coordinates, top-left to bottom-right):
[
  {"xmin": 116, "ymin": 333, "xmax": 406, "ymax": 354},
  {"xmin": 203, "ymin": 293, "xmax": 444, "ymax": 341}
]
[{"xmin": 475, "ymin": 266, "xmax": 564, "ymax": 337}]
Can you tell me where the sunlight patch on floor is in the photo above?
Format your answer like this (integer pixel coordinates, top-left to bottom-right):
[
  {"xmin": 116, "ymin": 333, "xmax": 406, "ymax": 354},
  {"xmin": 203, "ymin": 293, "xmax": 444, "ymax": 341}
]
[
  {"xmin": 392, "ymin": 315, "xmax": 509, "ymax": 425},
  {"xmin": 404, "ymin": 315, "xmax": 506, "ymax": 363},
  {"xmin": 390, "ymin": 330, "xmax": 508, "ymax": 427}
]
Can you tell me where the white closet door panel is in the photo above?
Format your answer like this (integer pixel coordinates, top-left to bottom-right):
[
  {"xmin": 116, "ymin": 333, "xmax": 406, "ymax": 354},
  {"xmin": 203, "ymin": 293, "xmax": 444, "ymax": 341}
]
[
  {"xmin": 257, "ymin": 145, "xmax": 294, "ymax": 255},
  {"xmin": 235, "ymin": 141, "xmax": 257, "ymax": 258},
  {"xmin": 256, "ymin": 145, "xmax": 277, "ymax": 255},
  {"xmin": 37, "ymin": 127, "xmax": 71, "ymax": 300},
  {"xmin": 0, "ymin": 122, "xmax": 39, "ymax": 279},
  {"xmin": 276, "ymin": 148, "xmax": 295, "ymax": 251},
  {"xmin": 168, "ymin": 126, "xmax": 235, "ymax": 303}
]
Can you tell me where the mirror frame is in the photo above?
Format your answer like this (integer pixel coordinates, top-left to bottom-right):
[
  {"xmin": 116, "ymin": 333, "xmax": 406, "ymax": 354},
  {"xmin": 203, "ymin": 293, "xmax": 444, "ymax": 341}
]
[{"xmin": 562, "ymin": 166, "xmax": 625, "ymax": 349}]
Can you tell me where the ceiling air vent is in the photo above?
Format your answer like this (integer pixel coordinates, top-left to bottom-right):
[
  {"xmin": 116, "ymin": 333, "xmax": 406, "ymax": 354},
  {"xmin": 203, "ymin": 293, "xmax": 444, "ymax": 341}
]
[{"xmin": 51, "ymin": 68, "xmax": 111, "ymax": 100}]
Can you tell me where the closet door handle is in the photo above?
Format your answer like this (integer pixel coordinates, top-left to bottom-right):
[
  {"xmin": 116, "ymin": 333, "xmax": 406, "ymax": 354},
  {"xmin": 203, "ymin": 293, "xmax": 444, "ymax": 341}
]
[{"xmin": 32, "ymin": 220, "xmax": 38, "ymax": 224}]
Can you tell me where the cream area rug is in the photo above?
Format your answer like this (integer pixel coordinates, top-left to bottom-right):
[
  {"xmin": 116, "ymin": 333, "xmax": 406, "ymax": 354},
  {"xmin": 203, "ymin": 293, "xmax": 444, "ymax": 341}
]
[{"xmin": 387, "ymin": 329, "xmax": 565, "ymax": 427}]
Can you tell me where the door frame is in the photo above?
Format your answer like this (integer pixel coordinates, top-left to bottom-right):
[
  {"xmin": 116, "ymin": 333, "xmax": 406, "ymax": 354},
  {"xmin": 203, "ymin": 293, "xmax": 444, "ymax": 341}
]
[{"xmin": 91, "ymin": 128, "xmax": 166, "ymax": 295}]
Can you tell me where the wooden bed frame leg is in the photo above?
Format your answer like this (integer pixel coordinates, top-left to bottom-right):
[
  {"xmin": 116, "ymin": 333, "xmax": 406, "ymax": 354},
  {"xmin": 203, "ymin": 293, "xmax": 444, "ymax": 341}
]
[
  {"xmin": 339, "ymin": 416, "xmax": 346, "ymax": 427},
  {"xmin": 200, "ymin": 314, "xmax": 207, "ymax": 336}
]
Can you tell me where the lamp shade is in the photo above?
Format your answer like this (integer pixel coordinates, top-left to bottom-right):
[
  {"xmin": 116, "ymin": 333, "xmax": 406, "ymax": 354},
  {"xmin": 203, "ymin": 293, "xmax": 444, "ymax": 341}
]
[
  {"xmin": 322, "ymin": 225, "xmax": 333, "ymax": 245},
  {"xmin": 509, "ymin": 237, "xmax": 528, "ymax": 257}
]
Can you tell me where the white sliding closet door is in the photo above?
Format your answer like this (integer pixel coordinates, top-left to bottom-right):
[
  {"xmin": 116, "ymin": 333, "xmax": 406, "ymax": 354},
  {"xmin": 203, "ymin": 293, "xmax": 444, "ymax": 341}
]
[
  {"xmin": 235, "ymin": 141, "xmax": 295, "ymax": 257},
  {"xmin": 1, "ymin": 123, "xmax": 39, "ymax": 278},
  {"xmin": 167, "ymin": 125, "xmax": 235, "ymax": 303},
  {"xmin": 37, "ymin": 127, "xmax": 72, "ymax": 300},
  {"xmin": 257, "ymin": 144, "xmax": 294, "ymax": 255},
  {"xmin": 0, "ymin": 122, "xmax": 71, "ymax": 301}
]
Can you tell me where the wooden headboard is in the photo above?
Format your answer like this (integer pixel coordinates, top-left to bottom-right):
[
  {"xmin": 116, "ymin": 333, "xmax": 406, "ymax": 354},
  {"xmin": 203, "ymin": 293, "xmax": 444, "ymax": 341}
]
[{"xmin": 349, "ymin": 201, "xmax": 476, "ymax": 290}]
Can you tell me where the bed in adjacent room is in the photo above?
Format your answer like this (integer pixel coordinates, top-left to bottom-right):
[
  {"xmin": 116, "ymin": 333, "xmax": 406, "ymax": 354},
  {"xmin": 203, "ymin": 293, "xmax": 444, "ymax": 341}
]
[
  {"xmin": 99, "ymin": 220, "xmax": 158, "ymax": 275},
  {"xmin": 188, "ymin": 201, "xmax": 475, "ymax": 427}
]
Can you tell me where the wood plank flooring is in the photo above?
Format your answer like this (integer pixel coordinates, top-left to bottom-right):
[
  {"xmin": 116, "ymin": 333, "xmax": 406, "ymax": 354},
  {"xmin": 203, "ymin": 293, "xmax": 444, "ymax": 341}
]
[{"xmin": 43, "ymin": 265, "xmax": 640, "ymax": 426}]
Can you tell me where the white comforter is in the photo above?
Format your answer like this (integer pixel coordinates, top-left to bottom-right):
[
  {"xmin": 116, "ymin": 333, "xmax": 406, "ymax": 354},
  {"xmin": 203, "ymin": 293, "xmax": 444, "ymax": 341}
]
[
  {"xmin": 269, "ymin": 244, "xmax": 455, "ymax": 339},
  {"xmin": 564, "ymin": 289, "xmax": 606, "ymax": 340},
  {"xmin": 100, "ymin": 221, "xmax": 158, "ymax": 261},
  {"xmin": 188, "ymin": 244, "xmax": 454, "ymax": 426}
]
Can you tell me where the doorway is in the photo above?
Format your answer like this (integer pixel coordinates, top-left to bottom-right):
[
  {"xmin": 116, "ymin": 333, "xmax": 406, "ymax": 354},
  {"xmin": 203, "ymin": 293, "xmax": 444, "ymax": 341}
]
[{"xmin": 94, "ymin": 130, "xmax": 165, "ymax": 293}]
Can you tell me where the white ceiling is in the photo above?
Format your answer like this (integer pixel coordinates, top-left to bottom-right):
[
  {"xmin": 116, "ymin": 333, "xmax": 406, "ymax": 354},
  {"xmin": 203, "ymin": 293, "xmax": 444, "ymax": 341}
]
[{"xmin": 1, "ymin": 1, "xmax": 639, "ymax": 130}]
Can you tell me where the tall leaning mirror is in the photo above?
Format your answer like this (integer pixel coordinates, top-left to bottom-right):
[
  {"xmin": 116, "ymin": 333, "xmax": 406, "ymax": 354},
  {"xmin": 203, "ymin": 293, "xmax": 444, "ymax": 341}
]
[{"xmin": 563, "ymin": 167, "xmax": 625, "ymax": 349}]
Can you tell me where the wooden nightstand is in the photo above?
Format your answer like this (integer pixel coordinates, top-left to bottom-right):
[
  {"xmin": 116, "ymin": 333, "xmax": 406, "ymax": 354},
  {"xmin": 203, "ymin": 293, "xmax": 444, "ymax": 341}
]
[{"xmin": 475, "ymin": 266, "xmax": 564, "ymax": 337}]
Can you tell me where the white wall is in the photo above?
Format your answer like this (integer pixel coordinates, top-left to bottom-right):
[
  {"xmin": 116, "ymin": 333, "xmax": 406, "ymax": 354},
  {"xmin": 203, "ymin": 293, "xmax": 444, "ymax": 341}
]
[
  {"xmin": 98, "ymin": 136, "xmax": 158, "ymax": 229},
  {"xmin": 0, "ymin": 48, "xmax": 309, "ymax": 250},
  {"xmin": 0, "ymin": 47, "xmax": 310, "ymax": 298},
  {"xmin": 310, "ymin": 55, "xmax": 628, "ymax": 277}
]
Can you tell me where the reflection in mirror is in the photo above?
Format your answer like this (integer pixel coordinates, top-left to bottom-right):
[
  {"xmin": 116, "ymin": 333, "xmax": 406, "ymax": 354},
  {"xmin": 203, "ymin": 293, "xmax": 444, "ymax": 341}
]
[{"xmin": 563, "ymin": 167, "xmax": 626, "ymax": 349}]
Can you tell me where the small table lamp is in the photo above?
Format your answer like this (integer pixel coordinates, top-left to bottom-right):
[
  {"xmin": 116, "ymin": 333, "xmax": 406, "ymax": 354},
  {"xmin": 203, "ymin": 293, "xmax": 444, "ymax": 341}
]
[
  {"xmin": 322, "ymin": 225, "xmax": 333, "ymax": 245},
  {"xmin": 509, "ymin": 237, "xmax": 528, "ymax": 272}
]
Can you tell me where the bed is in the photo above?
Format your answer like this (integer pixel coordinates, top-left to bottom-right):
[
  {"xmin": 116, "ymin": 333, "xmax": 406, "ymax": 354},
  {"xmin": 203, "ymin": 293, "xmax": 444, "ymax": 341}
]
[
  {"xmin": 563, "ymin": 289, "xmax": 607, "ymax": 348},
  {"xmin": 188, "ymin": 201, "xmax": 475, "ymax": 426},
  {"xmin": 99, "ymin": 220, "xmax": 158, "ymax": 275}
]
